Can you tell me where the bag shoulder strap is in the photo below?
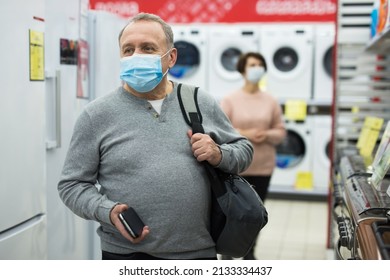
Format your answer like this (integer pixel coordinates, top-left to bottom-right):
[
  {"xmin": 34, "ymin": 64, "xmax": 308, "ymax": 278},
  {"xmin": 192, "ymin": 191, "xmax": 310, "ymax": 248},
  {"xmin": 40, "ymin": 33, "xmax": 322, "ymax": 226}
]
[
  {"xmin": 177, "ymin": 83, "xmax": 225, "ymax": 197},
  {"xmin": 177, "ymin": 83, "xmax": 204, "ymax": 134}
]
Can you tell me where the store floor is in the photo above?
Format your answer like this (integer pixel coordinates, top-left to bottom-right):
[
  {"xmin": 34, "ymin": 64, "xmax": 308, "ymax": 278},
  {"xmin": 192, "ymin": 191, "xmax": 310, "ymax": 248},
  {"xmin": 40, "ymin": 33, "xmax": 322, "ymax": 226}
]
[
  {"xmin": 217, "ymin": 198, "xmax": 334, "ymax": 260},
  {"xmin": 252, "ymin": 198, "xmax": 333, "ymax": 260}
]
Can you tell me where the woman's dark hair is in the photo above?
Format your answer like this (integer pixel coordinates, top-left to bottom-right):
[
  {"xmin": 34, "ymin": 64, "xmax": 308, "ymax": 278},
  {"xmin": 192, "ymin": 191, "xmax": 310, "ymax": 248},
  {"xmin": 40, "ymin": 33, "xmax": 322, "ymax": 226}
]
[{"xmin": 236, "ymin": 52, "xmax": 267, "ymax": 74}]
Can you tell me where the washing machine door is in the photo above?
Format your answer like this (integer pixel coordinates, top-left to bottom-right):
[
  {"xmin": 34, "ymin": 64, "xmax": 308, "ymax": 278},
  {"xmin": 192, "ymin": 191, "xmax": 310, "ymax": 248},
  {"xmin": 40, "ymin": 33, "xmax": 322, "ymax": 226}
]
[
  {"xmin": 273, "ymin": 47, "xmax": 299, "ymax": 73},
  {"xmin": 321, "ymin": 139, "xmax": 332, "ymax": 165},
  {"xmin": 169, "ymin": 40, "xmax": 200, "ymax": 79},
  {"xmin": 325, "ymin": 141, "xmax": 331, "ymax": 159},
  {"xmin": 275, "ymin": 129, "xmax": 306, "ymax": 169},
  {"xmin": 215, "ymin": 46, "xmax": 243, "ymax": 81},
  {"xmin": 323, "ymin": 46, "xmax": 334, "ymax": 78}
]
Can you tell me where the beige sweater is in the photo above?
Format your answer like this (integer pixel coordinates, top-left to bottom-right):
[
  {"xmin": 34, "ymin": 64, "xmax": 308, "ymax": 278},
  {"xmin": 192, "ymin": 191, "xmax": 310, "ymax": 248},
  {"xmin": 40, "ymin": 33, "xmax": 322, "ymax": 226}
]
[{"xmin": 220, "ymin": 89, "xmax": 286, "ymax": 176}]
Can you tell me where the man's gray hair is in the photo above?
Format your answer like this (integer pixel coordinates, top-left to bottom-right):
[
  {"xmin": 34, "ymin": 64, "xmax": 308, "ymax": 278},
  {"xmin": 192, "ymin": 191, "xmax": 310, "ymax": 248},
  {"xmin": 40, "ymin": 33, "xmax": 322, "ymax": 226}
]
[{"xmin": 118, "ymin": 13, "xmax": 174, "ymax": 49}]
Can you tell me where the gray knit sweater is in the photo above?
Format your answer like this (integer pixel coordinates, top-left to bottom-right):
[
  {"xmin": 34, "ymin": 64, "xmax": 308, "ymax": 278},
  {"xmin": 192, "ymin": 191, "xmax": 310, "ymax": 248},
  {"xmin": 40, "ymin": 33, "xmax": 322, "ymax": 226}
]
[{"xmin": 58, "ymin": 83, "xmax": 253, "ymax": 259}]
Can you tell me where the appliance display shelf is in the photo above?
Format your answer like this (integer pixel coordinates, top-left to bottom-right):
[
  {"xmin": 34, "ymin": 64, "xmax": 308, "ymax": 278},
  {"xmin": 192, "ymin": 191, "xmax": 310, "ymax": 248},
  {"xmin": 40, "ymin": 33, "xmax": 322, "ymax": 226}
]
[{"xmin": 366, "ymin": 27, "xmax": 390, "ymax": 54}]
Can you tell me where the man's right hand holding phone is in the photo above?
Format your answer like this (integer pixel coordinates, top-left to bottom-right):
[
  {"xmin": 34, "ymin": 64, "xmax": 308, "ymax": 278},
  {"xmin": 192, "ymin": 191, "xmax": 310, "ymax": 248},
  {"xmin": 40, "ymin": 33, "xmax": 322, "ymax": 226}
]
[{"xmin": 110, "ymin": 204, "xmax": 150, "ymax": 243}]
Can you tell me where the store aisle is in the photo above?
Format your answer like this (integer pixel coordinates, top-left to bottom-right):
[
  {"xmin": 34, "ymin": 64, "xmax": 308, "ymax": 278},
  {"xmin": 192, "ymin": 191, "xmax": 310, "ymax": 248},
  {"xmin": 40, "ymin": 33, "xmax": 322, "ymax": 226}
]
[{"xmin": 254, "ymin": 198, "xmax": 332, "ymax": 260}]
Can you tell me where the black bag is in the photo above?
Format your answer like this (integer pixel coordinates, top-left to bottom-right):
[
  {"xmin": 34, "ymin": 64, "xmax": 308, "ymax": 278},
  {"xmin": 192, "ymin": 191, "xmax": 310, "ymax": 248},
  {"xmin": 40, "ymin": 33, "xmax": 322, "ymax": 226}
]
[{"xmin": 177, "ymin": 83, "xmax": 268, "ymax": 258}]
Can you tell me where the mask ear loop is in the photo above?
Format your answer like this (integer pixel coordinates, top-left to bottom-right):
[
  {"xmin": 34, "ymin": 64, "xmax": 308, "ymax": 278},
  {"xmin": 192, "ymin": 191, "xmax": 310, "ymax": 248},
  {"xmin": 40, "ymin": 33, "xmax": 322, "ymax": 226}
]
[
  {"xmin": 162, "ymin": 68, "xmax": 170, "ymax": 77},
  {"xmin": 161, "ymin": 48, "xmax": 172, "ymax": 59},
  {"xmin": 162, "ymin": 48, "xmax": 173, "ymax": 77}
]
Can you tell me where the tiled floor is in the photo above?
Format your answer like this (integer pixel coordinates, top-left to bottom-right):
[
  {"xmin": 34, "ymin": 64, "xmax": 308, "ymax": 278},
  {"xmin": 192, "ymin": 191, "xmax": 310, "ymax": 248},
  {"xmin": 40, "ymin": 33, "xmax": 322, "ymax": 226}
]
[{"xmin": 252, "ymin": 198, "xmax": 334, "ymax": 260}]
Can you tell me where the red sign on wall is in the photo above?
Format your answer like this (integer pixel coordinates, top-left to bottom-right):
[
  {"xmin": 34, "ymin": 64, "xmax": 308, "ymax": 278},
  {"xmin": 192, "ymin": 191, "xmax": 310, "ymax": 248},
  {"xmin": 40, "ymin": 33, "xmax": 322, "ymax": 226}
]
[{"xmin": 89, "ymin": 0, "xmax": 336, "ymax": 23}]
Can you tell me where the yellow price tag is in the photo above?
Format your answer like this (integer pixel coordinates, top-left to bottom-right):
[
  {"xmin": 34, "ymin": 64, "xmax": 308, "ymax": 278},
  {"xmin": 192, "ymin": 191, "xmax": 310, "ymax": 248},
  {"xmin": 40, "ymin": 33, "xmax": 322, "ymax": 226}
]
[
  {"xmin": 356, "ymin": 127, "xmax": 371, "ymax": 149},
  {"xmin": 366, "ymin": 117, "xmax": 384, "ymax": 130},
  {"xmin": 360, "ymin": 131, "xmax": 381, "ymax": 157},
  {"xmin": 363, "ymin": 154, "xmax": 374, "ymax": 167},
  {"xmin": 294, "ymin": 171, "xmax": 313, "ymax": 190},
  {"xmin": 284, "ymin": 100, "xmax": 307, "ymax": 121},
  {"xmin": 357, "ymin": 116, "xmax": 384, "ymax": 156},
  {"xmin": 351, "ymin": 106, "xmax": 360, "ymax": 113},
  {"xmin": 29, "ymin": 30, "xmax": 45, "ymax": 81}
]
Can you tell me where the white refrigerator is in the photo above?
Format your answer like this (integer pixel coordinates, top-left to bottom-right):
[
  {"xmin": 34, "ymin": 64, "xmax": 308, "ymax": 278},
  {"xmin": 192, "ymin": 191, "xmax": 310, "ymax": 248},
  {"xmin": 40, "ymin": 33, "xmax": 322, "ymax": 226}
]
[
  {"xmin": 87, "ymin": 9, "xmax": 127, "ymax": 259},
  {"xmin": 0, "ymin": 1, "xmax": 127, "ymax": 259},
  {"xmin": 0, "ymin": 0, "xmax": 95, "ymax": 259},
  {"xmin": 0, "ymin": 0, "xmax": 47, "ymax": 259},
  {"xmin": 44, "ymin": 0, "xmax": 94, "ymax": 259},
  {"xmin": 88, "ymin": 10, "xmax": 126, "ymax": 100}
]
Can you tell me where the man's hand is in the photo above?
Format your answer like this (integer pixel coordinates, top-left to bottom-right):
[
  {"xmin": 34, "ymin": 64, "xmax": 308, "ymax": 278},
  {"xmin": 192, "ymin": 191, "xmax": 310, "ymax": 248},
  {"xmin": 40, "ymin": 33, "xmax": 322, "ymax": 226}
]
[
  {"xmin": 187, "ymin": 130, "xmax": 222, "ymax": 166},
  {"xmin": 110, "ymin": 204, "xmax": 150, "ymax": 243}
]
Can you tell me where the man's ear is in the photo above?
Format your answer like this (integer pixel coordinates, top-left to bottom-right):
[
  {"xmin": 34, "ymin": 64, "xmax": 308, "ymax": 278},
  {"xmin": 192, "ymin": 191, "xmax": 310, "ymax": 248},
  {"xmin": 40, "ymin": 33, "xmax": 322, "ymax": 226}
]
[{"xmin": 168, "ymin": 47, "xmax": 178, "ymax": 68}]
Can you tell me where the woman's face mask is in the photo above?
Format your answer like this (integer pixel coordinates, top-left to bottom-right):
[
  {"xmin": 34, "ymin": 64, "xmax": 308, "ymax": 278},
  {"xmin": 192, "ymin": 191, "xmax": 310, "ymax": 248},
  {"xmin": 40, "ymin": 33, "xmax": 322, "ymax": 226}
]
[
  {"xmin": 120, "ymin": 50, "xmax": 170, "ymax": 93},
  {"xmin": 246, "ymin": 66, "xmax": 265, "ymax": 84}
]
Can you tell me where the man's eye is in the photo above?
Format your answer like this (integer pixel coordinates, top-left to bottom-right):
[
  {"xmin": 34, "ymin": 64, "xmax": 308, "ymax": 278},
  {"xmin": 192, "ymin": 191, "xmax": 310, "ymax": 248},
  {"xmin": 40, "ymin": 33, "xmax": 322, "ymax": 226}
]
[
  {"xmin": 143, "ymin": 47, "xmax": 155, "ymax": 52},
  {"xmin": 123, "ymin": 49, "xmax": 133, "ymax": 54}
]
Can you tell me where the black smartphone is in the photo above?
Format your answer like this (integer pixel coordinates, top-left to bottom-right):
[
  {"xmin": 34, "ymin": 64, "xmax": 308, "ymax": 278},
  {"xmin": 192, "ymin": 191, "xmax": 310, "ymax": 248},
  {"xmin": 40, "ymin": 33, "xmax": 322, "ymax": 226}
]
[{"xmin": 118, "ymin": 207, "xmax": 145, "ymax": 238}]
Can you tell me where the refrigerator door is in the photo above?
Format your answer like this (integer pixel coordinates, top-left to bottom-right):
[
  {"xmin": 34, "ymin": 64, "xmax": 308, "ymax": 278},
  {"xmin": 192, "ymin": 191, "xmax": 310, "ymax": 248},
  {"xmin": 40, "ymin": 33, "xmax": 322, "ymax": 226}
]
[
  {"xmin": 45, "ymin": 0, "xmax": 94, "ymax": 259},
  {"xmin": 0, "ymin": 215, "xmax": 46, "ymax": 259},
  {"xmin": 0, "ymin": 0, "xmax": 47, "ymax": 259},
  {"xmin": 87, "ymin": 11, "xmax": 127, "ymax": 259},
  {"xmin": 88, "ymin": 10, "xmax": 126, "ymax": 100}
]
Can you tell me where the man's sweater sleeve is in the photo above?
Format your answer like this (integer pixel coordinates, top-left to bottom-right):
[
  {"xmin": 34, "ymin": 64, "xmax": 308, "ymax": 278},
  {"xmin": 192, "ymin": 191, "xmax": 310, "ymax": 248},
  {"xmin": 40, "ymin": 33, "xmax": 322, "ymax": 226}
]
[
  {"xmin": 200, "ymin": 91, "xmax": 254, "ymax": 174},
  {"xmin": 57, "ymin": 110, "xmax": 117, "ymax": 226}
]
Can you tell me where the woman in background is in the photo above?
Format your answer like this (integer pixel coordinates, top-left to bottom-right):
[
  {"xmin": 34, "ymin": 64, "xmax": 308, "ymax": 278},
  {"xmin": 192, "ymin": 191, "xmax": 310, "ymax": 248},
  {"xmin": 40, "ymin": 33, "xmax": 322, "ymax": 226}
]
[{"xmin": 220, "ymin": 52, "xmax": 286, "ymax": 260}]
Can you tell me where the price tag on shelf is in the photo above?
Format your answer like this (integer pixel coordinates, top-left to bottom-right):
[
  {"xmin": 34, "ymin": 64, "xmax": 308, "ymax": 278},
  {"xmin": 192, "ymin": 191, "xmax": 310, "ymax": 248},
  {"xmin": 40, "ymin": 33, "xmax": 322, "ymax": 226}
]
[
  {"xmin": 294, "ymin": 171, "xmax": 313, "ymax": 190},
  {"xmin": 356, "ymin": 116, "xmax": 384, "ymax": 158},
  {"xmin": 284, "ymin": 100, "xmax": 307, "ymax": 121}
]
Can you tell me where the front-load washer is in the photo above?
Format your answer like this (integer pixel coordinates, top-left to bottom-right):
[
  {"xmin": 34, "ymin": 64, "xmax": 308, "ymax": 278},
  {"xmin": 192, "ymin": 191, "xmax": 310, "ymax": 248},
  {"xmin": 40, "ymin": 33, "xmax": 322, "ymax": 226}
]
[
  {"xmin": 270, "ymin": 117, "xmax": 313, "ymax": 194},
  {"xmin": 168, "ymin": 24, "xmax": 208, "ymax": 91},
  {"xmin": 311, "ymin": 115, "xmax": 332, "ymax": 195},
  {"xmin": 208, "ymin": 24, "xmax": 260, "ymax": 102},
  {"xmin": 313, "ymin": 24, "xmax": 335, "ymax": 104},
  {"xmin": 259, "ymin": 24, "xmax": 314, "ymax": 102}
]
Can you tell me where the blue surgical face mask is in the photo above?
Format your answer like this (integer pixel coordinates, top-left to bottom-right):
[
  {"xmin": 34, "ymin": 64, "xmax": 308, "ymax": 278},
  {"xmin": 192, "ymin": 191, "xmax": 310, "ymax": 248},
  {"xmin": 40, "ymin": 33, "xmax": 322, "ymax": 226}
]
[
  {"xmin": 246, "ymin": 66, "xmax": 265, "ymax": 84},
  {"xmin": 120, "ymin": 50, "xmax": 170, "ymax": 93}
]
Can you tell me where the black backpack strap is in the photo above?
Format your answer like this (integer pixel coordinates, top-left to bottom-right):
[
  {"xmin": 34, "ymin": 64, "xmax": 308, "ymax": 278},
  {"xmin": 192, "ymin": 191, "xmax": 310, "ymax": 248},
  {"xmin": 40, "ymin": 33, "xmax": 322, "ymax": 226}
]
[
  {"xmin": 177, "ymin": 83, "xmax": 204, "ymax": 134},
  {"xmin": 177, "ymin": 83, "xmax": 225, "ymax": 198}
]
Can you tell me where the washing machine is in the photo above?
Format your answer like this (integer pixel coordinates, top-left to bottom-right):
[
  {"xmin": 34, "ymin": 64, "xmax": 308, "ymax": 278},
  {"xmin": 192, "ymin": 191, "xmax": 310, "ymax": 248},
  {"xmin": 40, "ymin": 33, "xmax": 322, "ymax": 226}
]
[
  {"xmin": 313, "ymin": 24, "xmax": 335, "ymax": 104},
  {"xmin": 311, "ymin": 115, "xmax": 332, "ymax": 195},
  {"xmin": 208, "ymin": 24, "xmax": 260, "ymax": 101},
  {"xmin": 270, "ymin": 117, "xmax": 313, "ymax": 194},
  {"xmin": 259, "ymin": 24, "xmax": 314, "ymax": 102},
  {"xmin": 168, "ymin": 24, "xmax": 208, "ymax": 91}
]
